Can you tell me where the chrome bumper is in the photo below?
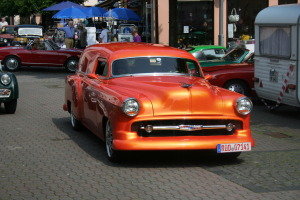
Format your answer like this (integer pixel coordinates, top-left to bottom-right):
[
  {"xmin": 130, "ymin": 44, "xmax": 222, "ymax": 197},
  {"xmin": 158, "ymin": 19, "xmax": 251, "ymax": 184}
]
[{"xmin": 140, "ymin": 124, "xmax": 235, "ymax": 132}]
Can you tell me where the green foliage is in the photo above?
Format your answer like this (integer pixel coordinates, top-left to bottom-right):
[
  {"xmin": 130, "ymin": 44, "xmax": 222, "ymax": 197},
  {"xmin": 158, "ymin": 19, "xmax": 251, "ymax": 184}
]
[{"xmin": 0, "ymin": 0, "xmax": 86, "ymax": 17}]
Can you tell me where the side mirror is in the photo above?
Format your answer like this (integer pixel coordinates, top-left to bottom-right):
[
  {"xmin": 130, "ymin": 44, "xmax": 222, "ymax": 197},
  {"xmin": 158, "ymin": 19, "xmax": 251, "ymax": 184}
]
[
  {"xmin": 87, "ymin": 74, "xmax": 98, "ymax": 79},
  {"xmin": 204, "ymin": 74, "xmax": 214, "ymax": 81}
]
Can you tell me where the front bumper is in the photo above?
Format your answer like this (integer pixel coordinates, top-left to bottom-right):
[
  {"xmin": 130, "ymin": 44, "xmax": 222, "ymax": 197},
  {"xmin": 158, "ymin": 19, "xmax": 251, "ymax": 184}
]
[{"xmin": 113, "ymin": 129, "xmax": 254, "ymax": 151}]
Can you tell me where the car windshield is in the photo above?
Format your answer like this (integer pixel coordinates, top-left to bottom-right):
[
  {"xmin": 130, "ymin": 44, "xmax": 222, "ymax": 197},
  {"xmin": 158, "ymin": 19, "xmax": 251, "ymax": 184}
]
[
  {"xmin": 223, "ymin": 48, "xmax": 248, "ymax": 61},
  {"xmin": 46, "ymin": 40, "xmax": 60, "ymax": 50},
  {"xmin": 18, "ymin": 28, "xmax": 43, "ymax": 36},
  {"xmin": 112, "ymin": 57, "xmax": 201, "ymax": 77}
]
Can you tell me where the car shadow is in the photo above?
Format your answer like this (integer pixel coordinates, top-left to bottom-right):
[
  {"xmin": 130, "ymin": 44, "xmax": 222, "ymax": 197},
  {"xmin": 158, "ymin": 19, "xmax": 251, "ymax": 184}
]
[
  {"xmin": 11, "ymin": 66, "xmax": 74, "ymax": 80},
  {"xmin": 52, "ymin": 117, "xmax": 245, "ymax": 168}
]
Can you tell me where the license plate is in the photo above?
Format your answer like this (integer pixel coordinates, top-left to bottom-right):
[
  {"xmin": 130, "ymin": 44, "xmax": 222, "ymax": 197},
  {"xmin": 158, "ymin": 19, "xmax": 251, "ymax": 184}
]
[
  {"xmin": 217, "ymin": 142, "xmax": 251, "ymax": 153},
  {"xmin": 0, "ymin": 89, "xmax": 11, "ymax": 98}
]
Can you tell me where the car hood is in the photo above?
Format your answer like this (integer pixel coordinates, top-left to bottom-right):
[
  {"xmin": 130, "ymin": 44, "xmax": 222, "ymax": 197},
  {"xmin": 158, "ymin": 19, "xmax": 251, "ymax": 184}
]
[
  {"xmin": 59, "ymin": 48, "xmax": 83, "ymax": 53},
  {"xmin": 109, "ymin": 76, "xmax": 224, "ymax": 116},
  {"xmin": 0, "ymin": 34, "xmax": 14, "ymax": 39}
]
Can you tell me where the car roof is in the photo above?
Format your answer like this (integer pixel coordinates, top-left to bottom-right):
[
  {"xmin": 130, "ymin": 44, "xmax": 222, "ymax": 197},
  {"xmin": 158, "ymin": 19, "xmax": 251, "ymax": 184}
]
[
  {"xmin": 86, "ymin": 42, "xmax": 198, "ymax": 61},
  {"xmin": 16, "ymin": 25, "xmax": 43, "ymax": 28}
]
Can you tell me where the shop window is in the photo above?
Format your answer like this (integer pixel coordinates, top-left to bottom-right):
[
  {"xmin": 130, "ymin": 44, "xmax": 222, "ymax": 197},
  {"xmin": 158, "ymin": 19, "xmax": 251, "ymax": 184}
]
[{"xmin": 259, "ymin": 26, "xmax": 291, "ymax": 58}]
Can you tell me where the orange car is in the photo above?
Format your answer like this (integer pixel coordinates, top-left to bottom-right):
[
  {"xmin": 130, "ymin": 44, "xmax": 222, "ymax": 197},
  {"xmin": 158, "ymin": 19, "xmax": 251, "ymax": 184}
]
[{"xmin": 63, "ymin": 43, "xmax": 254, "ymax": 162}]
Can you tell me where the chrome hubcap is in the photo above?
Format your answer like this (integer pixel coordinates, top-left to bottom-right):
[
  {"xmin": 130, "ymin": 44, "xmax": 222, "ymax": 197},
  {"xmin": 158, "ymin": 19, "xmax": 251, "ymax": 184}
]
[
  {"xmin": 227, "ymin": 84, "xmax": 245, "ymax": 94},
  {"xmin": 6, "ymin": 58, "xmax": 18, "ymax": 70},
  {"xmin": 67, "ymin": 60, "xmax": 78, "ymax": 72},
  {"xmin": 105, "ymin": 121, "xmax": 113, "ymax": 158}
]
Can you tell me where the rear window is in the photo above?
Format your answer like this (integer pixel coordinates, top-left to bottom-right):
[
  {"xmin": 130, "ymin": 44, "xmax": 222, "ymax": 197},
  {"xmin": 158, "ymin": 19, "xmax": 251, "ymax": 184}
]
[
  {"xmin": 259, "ymin": 26, "xmax": 291, "ymax": 58},
  {"xmin": 112, "ymin": 57, "xmax": 201, "ymax": 77}
]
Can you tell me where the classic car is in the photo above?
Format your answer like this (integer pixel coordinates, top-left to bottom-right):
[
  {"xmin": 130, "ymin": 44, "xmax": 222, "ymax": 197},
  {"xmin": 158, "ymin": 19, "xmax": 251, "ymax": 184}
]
[
  {"xmin": 204, "ymin": 54, "xmax": 254, "ymax": 96},
  {"xmin": 0, "ymin": 25, "xmax": 16, "ymax": 47},
  {"xmin": 0, "ymin": 39, "xmax": 82, "ymax": 72},
  {"xmin": 12, "ymin": 25, "xmax": 43, "ymax": 46},
  {"xmin": 63, "ymin": 42, "xmax": 254, "ymax": 162},
  {"xmin": 0, "ymin": 62, "xmax": 18, "ymax": 114},
  {"xmin": 190, "ymin": 47, "xmax": 251, "ymax": 67},
  {"xmin": 188, "ymin": 45, "xmax": 226, "ymax": 60}
]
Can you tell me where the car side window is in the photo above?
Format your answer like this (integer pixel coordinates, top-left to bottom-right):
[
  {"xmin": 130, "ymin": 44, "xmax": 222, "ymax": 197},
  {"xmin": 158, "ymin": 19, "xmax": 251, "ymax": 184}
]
[{"xmin": 95, "ymin": 60, "xmax": 108, "ymax": 76}]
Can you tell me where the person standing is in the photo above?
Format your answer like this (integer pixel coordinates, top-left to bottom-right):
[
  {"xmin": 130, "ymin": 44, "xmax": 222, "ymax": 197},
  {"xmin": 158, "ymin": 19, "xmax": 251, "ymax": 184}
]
[
  {"xmin": 98, "ymin": 22, "xmax": 109, "ymax": 43},
  {"xmin": 76, "ymin": 24, "xmax": 87, "ymax": 49},
  {"xmin": 132, "ymin": 29, "xmax": 142, "ymax": 42},
  {"xmin": 0, "ymin": 17, "xmax": 8, "ymax": 29},
  {"xmin": 59, "ymin": 21, "xmax": 75, "ymax": 48}
]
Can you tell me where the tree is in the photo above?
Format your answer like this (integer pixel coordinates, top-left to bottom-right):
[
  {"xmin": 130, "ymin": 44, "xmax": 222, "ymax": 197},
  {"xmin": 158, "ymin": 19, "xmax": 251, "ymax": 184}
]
[{"xmin": 0, "ymin": 0, "xmax": 86, "ymax": 17}]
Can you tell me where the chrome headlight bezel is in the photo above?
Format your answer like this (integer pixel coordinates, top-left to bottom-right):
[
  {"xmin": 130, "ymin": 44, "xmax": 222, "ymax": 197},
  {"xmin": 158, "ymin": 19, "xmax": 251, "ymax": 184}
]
[
  {"xmin": 235, "ymin": 97, "xmax": 253, "ymax": 115},
  {"xmin": 122, "ymin": 98, "xmax": 139, "ymax": 117},
  {"xmin": 1, "ymin": 74, "xmax": 11, "ymax": 85}
]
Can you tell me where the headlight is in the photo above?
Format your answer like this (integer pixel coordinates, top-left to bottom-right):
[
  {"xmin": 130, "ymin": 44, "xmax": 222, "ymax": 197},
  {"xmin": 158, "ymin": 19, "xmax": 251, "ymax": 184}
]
[
  {"xmin": 122, "ymin": 98, "xmax": 139, "ymax": 116},
  {"xmin": 1, "ymin": 74, "xmax": 11, "ymax": 85},
  {"xmin": 235, "ymin": 97, "xmax": 253, "ymax": 115},
  {"xmin": 3, "ymin": 39, "xmax": 7, "ymax": 43}
]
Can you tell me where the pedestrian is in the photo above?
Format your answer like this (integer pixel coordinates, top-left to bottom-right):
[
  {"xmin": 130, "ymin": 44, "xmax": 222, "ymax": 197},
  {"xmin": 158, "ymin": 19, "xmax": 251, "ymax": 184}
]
[
  {"xmin": 76, "ymin": 24, "xmax": 87, "ymax": 49},
  {"xmin": 59, "ymin": 21, "xmax": 75, "ymax": 48},
  {"xmin": 98, "ymin": 22, "xmax": 109, "ymax": 43},
  {"xmin": 132, "ymin": 29, "xmax": 142, "ymax": 42},
  {"xmin": 0, "ymin": 17, "xmax": 8, "ymax": 29}
]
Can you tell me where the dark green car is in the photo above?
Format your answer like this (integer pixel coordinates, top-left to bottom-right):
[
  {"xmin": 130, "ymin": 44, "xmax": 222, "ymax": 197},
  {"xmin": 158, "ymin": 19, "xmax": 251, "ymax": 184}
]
[{"xmin": 0, "ymin": 63, "xmax": 18, "ymax": 114}]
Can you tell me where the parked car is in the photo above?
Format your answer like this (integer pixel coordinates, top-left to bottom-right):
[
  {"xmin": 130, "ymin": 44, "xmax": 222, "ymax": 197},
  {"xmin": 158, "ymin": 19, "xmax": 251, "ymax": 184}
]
[
  {"xmin": 190, "ymin": 47, "xmax": 251, "ymax": 67},
  {"xmin": 0, "ymin": 39, "xmax": 82, "ymax": 72},
  {"xmin": 12, "ymin": 25, "xmax": 43, "ymax": 46},
  {"xmin": 63, "ymin": 43, "xmax": 254, "ymax": 162},
  {"xmin": 204, "ymin": 54, "xmax": 254, "ymax": 96},
  {"xmin": 188, "ymin": 45, "xmax": 226, "ymax": 61},
  {"xmin": 0, "ymin": 62, "xmax": 18, "ymax": 114},
  {"xmin": 0, "ymin": 25, "xmax": 16, "ymax": 47}
]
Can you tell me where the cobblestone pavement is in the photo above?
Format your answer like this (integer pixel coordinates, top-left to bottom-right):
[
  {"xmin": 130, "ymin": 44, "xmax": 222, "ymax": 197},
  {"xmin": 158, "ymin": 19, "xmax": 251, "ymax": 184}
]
[{"xmin": 0, "ymin": 67, "xmax": 299, "ymax": 200}]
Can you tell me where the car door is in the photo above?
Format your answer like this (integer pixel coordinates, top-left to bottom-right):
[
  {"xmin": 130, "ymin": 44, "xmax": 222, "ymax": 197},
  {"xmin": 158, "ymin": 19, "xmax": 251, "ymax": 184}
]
[
  {"xmin": 30, "ymin": 41, "xmax": 59, "ymax": 65},
  {"xmin": 82, "ymin": 57, "xmax": 108, "ymax": 135}
]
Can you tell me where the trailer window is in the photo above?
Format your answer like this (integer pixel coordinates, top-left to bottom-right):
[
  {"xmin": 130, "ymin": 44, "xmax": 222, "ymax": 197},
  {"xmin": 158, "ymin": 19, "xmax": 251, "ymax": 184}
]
[{"xmin": 259, "ymin": 27, "xmax": 291, "ymax": 58}]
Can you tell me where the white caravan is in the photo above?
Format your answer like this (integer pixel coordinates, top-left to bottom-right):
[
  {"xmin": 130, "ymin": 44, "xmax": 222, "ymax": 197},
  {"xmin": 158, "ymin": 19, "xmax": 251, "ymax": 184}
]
[{"xmin": 254, "ymin": 4, "xmax": 300, "ymax": 108}]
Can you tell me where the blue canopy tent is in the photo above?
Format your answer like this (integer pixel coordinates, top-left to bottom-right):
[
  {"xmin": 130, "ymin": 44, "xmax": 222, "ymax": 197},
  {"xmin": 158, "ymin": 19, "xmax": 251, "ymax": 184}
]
[
  {"xmin": 85, "ymin": 7, "xmax": 107, "ymax": 17},
  {"xmin": 103, "ymin": 8, "xmax": 141, "ymax": 21},
  {"xmin": 43, "ymin": 1, "xmax": 84, "ymax": 11},
  {"xmin": 52, "ymin": 7, "xmax": 92, "ymax": 19}
]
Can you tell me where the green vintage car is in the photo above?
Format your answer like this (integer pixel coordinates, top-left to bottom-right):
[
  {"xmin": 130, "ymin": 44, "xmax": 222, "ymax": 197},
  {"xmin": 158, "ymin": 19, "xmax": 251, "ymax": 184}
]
[
  {"xmin": 189, "ymin": 46, "xmax": 251, "ymax": 67},
  {"xmin": 188, "ymin": 45, "xmax": 226, "ymax": 61},
  {"xmin": 0, "ymin": 62, "xmax": 18, "ymax": 113}
]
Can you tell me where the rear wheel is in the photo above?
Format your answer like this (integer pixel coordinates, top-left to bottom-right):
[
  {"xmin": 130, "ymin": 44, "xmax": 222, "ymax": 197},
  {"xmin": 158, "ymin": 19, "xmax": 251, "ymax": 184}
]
[
  {"xmin": 105, "ymin": 120, "xmax": 120, "ymax": 162},
  {"xmin": 4, "ymin": 56, "xmax": 20, "ymax": 71},
  {"xmin": 4, "ymin": 99, "xmax": 17, "ymax": 114},
  {"xmin": 224, "ymin": 80, "xmax": 249, "ymax": 96},
  {"xmin": 65, "ymin": 58, "xmax": 79, "ymax": 72}
]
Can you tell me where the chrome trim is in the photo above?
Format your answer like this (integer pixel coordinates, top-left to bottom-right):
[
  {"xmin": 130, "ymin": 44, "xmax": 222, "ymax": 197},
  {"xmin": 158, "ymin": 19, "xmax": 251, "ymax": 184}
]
[{"xmin": 140, "ymin": 124, "xmax": 228, "ymax": 131}]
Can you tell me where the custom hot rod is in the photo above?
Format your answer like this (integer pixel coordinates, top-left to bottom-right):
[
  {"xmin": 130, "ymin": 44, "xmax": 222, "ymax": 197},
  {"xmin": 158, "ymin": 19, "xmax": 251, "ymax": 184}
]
[{"xmin": 63, "ymin": 43, "xmax": 254, "ymax": 162}]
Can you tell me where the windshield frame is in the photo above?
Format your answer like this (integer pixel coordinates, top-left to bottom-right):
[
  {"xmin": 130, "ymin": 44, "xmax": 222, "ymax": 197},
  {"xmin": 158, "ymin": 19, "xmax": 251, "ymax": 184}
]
[{"xmin": 110, "ymin": 56, "xmax": 203, "ymax": 79}]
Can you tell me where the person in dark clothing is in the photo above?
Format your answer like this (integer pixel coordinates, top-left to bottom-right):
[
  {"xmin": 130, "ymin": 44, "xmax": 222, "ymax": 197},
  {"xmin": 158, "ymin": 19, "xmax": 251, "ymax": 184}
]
[{"xmin": 76, "ymin": 24, "xmax": 87, "ymax": 49}]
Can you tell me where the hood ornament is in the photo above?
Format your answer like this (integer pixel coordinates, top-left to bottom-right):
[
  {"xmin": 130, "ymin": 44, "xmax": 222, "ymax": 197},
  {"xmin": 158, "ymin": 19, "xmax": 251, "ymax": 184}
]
[{"xmin": 180, "ymin": 82, "xmax": 193, "ymax": 88}]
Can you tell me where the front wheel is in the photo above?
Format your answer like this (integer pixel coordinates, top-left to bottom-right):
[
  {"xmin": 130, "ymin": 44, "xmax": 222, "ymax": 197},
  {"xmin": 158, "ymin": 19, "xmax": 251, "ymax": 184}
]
[
  {"xmin": 224, "ymin": 80, "xmax": 249, "ymax": 96},
  {"xmin": 105, "ymin": 120, "xmax": 120, "ymax": 162},
  {"xmin": 65, "ymin": 58, "xmax": 79, "ymax": 72},
  {"xmin": 4, "ymin": 99, "xmax": 17, "ymax": 114}
]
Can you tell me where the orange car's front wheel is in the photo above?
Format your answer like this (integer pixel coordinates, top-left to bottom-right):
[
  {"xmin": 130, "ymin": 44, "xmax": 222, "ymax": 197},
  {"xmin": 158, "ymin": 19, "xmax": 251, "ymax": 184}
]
[{"xmin": 105, "ymin": 120, "xmax": 120, "ymax": 162}]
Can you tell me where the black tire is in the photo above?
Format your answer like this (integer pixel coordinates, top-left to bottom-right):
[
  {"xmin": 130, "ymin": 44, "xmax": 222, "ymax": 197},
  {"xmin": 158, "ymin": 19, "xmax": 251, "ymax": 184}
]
[
  {"xmin": 65, "ymin": 58, "xmax": 79, "ymax": 72},
  {"xmin": 224, "ymin": 80, "xmax": 249, "ymax": 96},
  {"xmin": 4, "ymin": 56, "xmax": 21, "ymax": 71},
  {"xmin": 105, "ymin": 120, "xmax": 120, "ymax": 162},
  {"xmin": 217, "ymin": 152, "xmax": 241, "ymax": 160},
  {"xmin": 4, "ymin": 99, "xmax": 17, "ymax": 114},
  {"xmin": 70, "ymin": 111, "xmax": 81, "ymax": 131}
]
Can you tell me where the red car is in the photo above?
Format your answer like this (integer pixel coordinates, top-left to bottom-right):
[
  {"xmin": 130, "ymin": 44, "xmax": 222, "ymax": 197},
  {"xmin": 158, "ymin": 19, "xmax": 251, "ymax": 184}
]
[
  {"xmin": 64, "ymin": 43, "xmax": 254, "ymax": 162},
  {"xmin": 204, "ymin": 54, "xmax": 254, "ymax": 96},
  {"xmin": 0, "ymin": 40, "xmax": 82, "ymax": 72}
]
